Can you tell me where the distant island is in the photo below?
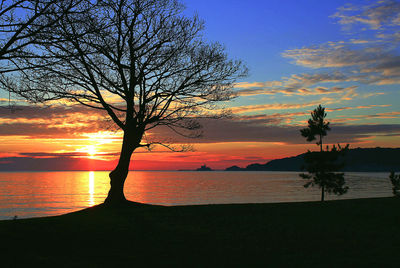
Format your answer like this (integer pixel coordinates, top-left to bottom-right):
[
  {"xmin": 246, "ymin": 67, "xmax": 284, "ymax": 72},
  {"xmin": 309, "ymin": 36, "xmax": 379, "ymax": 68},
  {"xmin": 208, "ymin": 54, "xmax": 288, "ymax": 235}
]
[
  {"xmin": 196, "ymin": 164, "xmax": 213, "ymax": 171},
  {"xmin": 225, "ymin": 147, "xmax": 400, "ymax": 172}
]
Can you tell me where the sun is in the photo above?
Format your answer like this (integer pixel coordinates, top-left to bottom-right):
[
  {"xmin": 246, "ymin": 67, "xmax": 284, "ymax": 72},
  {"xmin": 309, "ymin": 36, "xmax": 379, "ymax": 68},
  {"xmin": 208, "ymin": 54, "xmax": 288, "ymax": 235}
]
[{"xmin": 87, "ymin": 145, "xmax": 97, "ymax": 158}]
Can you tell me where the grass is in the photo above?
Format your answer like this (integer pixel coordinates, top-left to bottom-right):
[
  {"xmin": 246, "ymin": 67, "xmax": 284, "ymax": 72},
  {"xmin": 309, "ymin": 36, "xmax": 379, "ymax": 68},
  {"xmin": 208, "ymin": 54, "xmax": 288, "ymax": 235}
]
[{"xmin": 1, "ymin": 197, "xmax": 399, "ymax": 267}]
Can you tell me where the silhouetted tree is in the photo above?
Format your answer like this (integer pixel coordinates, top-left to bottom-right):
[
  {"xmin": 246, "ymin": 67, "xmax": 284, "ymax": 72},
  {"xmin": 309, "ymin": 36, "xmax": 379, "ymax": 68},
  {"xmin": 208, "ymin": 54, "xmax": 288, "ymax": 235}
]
[
  {"xmin": 5, "ymin": 0, "xmax": 247, "ymax": 205},
  {"xmin": 300, "ymin": 144, "xmax": 349, "ymax": 201},
  {"xmin": 0, "ymin": 0, "xmax": 84, "ymax": 112},
  {"xmin": 300, "ymin": 104, "xmax": 330, "ymax": 152},
  {"xmin": 389, "ymin": 172, "xmax": 400, "ymax": 197},
  {"xmin": 0, "ymin": 0, "xmax": 82, "ymax": 73},
  {"xmin": 300, "ymin": 105, "xmax": 349, "ymax": 201}
]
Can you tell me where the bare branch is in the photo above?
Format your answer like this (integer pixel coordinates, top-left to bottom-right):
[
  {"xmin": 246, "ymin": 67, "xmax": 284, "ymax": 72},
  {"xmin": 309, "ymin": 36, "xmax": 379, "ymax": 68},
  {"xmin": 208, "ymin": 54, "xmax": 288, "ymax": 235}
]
[{"xmin": 4, "ymin": 0, "xmax": 247, "ymax": 149}]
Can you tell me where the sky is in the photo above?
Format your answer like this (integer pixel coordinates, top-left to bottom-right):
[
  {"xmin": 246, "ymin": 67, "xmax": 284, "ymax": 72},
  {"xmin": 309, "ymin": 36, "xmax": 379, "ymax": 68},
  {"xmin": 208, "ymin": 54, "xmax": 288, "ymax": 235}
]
[{"xmin": 0, "ymin": 0, "xmax": 399, "ymax": 170}]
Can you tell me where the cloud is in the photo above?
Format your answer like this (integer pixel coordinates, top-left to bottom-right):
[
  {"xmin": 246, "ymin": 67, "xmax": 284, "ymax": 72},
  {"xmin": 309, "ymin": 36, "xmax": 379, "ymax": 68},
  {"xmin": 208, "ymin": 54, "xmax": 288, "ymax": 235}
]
[
  {"xmin": 0, "ymin": 121, "xmax": 104, "ymax": 138},
  {"xmin": 235, "ymin": 81, "xmax": 283, "ymax": 88},
  {"xmin": 229, "ymin": 89, "xmax": 365, "ymax": 115},
  {"xmin": 332, "ymin": 0, "xmax": 400, "ymax": 30},
  {"xmin": 281, "ymin": 1, "xmax": 400, "ymax": 86},
  {"xmin": 327, "ymin": 104, "xmax": 391, "ymax": 112},
  {"xmin": 348, "ymin": 111, "xmax": 400, "ymax": 120},
  {"xmin": 0, "ymin": 105, "xmax": 111, "ymax": 137},
  {"xmin": 0, "ymin": 156, "xmax": 115, "ymax": 171},
  {"xmin": 5, "ymin": 103, "xmax": 396, "ymax": 145},
  {"xmin": 235, "ymin": 72, "xmax": 353, "ymax": 96},
  {"xmin": 349, "ymin": 39, "xmax": 372, "ymax": 44},
  {"xmin": 228, "ymin": 1, "xmax": 399, "ymax": 123},
  {"xmin": 229, "ymin": 102, "xmax": 322, "ymax": 114},
  {"xmin": 282, "ymin": 41, "xmax": 400, "ymax": 86},
  {"xmin": 19, "ymin": 152, "xmax": 121, "ymax": 157},
  {"xmin": 0, "ymin": 104, "xmax": 105, "ymax": 119},
  {"xmin": 1, "ymin": 100, "xmax": 397, "ymax": 151},
  {"xmin": 282, "ymin": 43, "xmax": 391, "ymax": 69},
  {"xmin": 148, "ymin": 114, "xmax": 400, "ymax": 145}
]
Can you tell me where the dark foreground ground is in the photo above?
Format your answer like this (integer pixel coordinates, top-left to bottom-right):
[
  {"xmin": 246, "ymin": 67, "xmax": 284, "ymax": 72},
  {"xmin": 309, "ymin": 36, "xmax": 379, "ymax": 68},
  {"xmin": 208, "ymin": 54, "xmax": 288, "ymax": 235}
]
[{"xmin": 1, "ymin": 197, "xmax": 399, "ymax": 267}]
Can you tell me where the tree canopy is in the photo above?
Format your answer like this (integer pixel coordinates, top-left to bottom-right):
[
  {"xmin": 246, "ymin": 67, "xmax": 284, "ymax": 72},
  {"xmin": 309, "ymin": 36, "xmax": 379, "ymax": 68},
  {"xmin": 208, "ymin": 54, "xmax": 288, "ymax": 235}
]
[
  {"xmin": 2, "ymin": 0, "xmax": 247, "ymax": 204},
  {"xmin": 0, "ymin": 0, "xmax": 86, "ymax": 112},
  {"xmin": 389, "ymin": 172, "xmax": 400, "ymax": 197},
  {"xmin": 0, "ymin": 0, "xmax": 82, "ymax": 73},
  {"xmin": 8, "ymin": 0, "xmax": 247, "ymax": 135},
  {"xmin": 300, "ymin": 104, "xmax": 330, "ymax": 152},
  {"xmin": 300, "ymin": 144, "xmax": 349, "ymax": 201}
]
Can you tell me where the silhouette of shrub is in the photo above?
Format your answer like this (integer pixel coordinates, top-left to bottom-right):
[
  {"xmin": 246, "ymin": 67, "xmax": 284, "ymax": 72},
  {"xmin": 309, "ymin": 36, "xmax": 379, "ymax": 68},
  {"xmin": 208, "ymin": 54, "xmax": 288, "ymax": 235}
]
[{"xmin": 389, "ymin": 172, "xmax": 400, "ymax": 197}]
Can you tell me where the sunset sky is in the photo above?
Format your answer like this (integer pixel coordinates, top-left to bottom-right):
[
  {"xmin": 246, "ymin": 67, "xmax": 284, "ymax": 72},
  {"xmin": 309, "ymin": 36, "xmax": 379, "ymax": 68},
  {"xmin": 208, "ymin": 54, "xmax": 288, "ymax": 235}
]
[{"xmin": 0, "ymin": 0, "xmax": 399, "ymax": 170}]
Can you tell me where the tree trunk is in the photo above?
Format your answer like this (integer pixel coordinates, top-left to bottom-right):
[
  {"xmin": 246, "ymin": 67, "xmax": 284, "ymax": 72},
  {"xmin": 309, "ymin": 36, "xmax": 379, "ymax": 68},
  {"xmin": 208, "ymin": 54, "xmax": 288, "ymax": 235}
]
[
  {"xmin": 320, "ymin": 134, "xmax": 324, "ymax": 201},
  {"xmin": 104, "ymin": 130, "xmax": 138, "ymax": 206},
  {"xmin": 319, "ymin": 134, "xmax": 323, "ymax": 152}
]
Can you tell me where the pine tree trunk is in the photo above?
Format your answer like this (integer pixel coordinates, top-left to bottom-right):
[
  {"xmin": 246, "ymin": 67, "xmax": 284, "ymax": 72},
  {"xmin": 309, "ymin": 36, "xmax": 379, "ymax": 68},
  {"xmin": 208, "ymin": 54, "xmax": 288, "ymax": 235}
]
[
  {"xmin": 319, "ymin": 134, "xmax": 323, "ymax": 152},
  {"xmin": 104, "ymin": 130, "xmax": 138, "ymax": 206},
  {"xmin": 320, "ymin": 134, "xmax": 324, "ymax": 201}
]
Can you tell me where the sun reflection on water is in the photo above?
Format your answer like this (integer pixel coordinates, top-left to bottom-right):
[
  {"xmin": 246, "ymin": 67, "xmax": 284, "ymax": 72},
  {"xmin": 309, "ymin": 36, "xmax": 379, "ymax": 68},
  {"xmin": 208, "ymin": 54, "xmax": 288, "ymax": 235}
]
[{"xmin": 88, "ymin": 171, "xmax": 95, "ymax": 206}]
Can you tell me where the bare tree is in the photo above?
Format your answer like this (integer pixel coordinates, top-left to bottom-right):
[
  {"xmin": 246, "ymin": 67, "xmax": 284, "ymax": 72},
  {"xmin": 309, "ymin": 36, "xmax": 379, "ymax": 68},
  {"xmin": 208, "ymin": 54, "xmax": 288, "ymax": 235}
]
[
  {"xmin": 6, "ymin": 0, "xmax": 247, "ymax": 205},
  {"xmin": 0, "ymin": 0, "xmax": 85, "ymax": 112},
  {"xmin": 0, "ymin": 0, "xmax": 83, "ymax": 72}
]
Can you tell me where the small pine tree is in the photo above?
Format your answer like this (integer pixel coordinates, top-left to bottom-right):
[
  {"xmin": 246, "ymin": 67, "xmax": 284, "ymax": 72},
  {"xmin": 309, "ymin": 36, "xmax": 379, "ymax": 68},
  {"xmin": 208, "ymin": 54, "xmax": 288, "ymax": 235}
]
[
  {"xmin": 300, "ymin": 104, "xmax": 330, "ymax": 153},
  {"xmin": 389, "ymin": 172, "xmax": 400, "ymax": 197},
  {"xmin": 299, "ymin": 105, "xmax": 349, "ymax": 201}
]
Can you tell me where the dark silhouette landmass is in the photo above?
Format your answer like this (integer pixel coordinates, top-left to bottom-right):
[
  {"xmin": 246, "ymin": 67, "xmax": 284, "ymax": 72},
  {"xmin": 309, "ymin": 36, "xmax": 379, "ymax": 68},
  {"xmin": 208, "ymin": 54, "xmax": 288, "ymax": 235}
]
[
  {"xmin": 1, "ymin": 147, "xmax": 398, "ymax": 172},
  {"xmin": 226, "ymin": 147, "xmax": 400, "ymax": 172},
  {"xmin": 1, "ymin": 198, "xmax": 399, "ymax": 266},
  {"xmin": 196, "ymin": 164, "xmax": 213, "ymax": 171},
  {"xmin": 225, "ymin": 165, "xmax": 243, "ymax": 171}
]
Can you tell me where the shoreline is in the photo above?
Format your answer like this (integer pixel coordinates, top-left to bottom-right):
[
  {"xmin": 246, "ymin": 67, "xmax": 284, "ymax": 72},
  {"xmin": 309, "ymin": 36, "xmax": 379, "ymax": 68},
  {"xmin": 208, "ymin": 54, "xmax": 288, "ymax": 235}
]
[
  {"xmin": 0, "ymin": 195, "xmax": 394, "ymax": 221},
  {"xmin": 0, "ymin": 195, "xmax": 393, "ymax": 221}
]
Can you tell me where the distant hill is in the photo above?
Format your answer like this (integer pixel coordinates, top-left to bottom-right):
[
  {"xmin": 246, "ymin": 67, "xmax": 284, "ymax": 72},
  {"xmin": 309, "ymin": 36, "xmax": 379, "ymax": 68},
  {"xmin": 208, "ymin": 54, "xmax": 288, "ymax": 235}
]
[{"xmin": 225, "ymin": 148, "xmax": 400, "ymax": 172}]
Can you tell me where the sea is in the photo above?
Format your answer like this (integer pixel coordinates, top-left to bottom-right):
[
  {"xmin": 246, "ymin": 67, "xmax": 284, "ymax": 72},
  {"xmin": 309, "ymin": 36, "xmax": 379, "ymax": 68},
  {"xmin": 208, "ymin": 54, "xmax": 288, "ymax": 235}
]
[{"xmin": 0, "ymin": 171, "xmax": 393, "ymax": 220}]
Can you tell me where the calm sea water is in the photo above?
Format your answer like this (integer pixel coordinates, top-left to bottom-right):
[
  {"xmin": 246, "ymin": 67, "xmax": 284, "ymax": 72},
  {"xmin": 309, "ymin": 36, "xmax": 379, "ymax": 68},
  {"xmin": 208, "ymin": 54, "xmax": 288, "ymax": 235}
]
[{"xmin": 0, "ymin": 171, "xmax": 393, "ymax": 220}]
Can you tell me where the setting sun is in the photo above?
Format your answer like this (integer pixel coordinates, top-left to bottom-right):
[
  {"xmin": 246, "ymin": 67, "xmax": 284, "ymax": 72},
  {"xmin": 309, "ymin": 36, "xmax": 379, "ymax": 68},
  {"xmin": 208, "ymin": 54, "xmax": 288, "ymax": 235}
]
[
  {"xmin": 75, "ymin": 145, "xmax": 98, "ymax": 159},
  {"xmin": 87, "ymin": 145, "xmax": 96, "ymax": 158}
]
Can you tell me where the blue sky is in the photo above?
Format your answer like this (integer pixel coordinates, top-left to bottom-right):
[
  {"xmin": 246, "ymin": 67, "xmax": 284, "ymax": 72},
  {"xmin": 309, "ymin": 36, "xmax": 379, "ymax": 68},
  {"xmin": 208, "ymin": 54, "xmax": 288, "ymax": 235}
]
[
  {"xmin": 183, "ymin": 0, "xmax": 400, "ymax": 128},
  {"xmin": 184, "ymin": 0, "xmax": 371, "ymax": 80}
]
